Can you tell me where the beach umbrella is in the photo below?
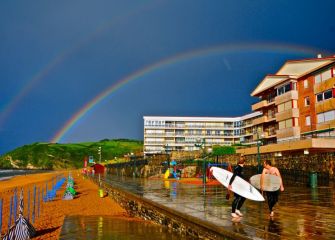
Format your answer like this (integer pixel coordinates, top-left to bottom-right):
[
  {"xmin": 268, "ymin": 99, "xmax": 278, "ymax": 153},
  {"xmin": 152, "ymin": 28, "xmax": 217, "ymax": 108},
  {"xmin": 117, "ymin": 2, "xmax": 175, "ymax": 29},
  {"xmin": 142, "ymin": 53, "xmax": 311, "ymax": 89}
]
[
  {"xmin": 66, "ymin": 187, "xmax": 76, "ymax": 196},
  {"xmin": 63, "ymin": 191, "xmax": 74, "ymax": 200},
  {"xmin": 2, "ymin": 188, "xmax": 36, "ymax": 240}
]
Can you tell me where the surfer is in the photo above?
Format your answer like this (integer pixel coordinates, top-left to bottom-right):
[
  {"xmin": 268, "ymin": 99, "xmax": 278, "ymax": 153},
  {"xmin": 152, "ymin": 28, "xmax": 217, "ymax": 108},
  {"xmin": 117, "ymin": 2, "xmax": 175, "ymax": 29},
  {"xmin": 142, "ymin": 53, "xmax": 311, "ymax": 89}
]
[
  {"xmin": 261, "ymin": 160, "xmax": 284, "ymax": 217},
  {"xmin": 228, "ymin": 156, "xmax": 246, "ymax": 218}
]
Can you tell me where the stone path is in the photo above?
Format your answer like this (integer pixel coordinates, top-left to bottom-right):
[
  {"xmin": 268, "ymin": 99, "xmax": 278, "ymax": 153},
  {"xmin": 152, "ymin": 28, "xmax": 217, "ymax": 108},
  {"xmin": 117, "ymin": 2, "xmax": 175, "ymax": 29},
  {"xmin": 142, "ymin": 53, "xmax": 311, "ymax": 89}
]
[{"xmin": 105, "ymin": 175, "xmax": 335, "ymax": 240}]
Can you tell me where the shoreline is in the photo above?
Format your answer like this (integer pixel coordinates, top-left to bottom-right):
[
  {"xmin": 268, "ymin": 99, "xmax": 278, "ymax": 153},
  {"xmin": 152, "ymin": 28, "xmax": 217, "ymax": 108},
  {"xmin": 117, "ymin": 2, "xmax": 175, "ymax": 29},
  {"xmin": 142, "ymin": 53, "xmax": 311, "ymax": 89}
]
[{"xmin": 0, "ymin": 171, "xmax": 140, "ymax": 239}]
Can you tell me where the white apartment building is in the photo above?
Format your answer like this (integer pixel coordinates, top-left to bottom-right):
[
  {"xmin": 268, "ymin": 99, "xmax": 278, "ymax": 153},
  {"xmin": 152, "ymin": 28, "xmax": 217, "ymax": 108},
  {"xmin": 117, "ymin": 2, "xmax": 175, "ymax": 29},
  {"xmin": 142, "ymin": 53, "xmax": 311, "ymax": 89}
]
[{"xmin": 143, "ymin": 112, "xmax": 261, "ymax": 155}]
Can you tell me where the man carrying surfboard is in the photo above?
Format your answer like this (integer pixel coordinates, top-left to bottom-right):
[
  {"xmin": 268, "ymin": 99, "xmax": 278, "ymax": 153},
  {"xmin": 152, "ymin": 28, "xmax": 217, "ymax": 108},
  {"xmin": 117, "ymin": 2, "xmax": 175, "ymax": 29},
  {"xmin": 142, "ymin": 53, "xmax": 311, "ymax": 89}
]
[
  {"xmin": 228, "ymin": 156, "xmax": 246, "ymax": 218},
  {"xmin": 261, "ymin": 160, "xmax": 284, "ymax": 217}
]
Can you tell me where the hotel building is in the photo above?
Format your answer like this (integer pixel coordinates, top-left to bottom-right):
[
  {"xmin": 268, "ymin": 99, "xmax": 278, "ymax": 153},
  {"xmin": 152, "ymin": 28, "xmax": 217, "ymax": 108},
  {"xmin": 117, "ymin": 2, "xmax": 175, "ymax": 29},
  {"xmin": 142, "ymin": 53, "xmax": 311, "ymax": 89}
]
[
  {"xmin": 239, "ymin": 55, "xmax": 335, "ymax": 155},
  {"xmin": 143, "ymin": 55, "xmax": 335, "ymax": 156},
  {"xmin": 143, "ymin": 113, "xmax": 261, "ymax": 155}
]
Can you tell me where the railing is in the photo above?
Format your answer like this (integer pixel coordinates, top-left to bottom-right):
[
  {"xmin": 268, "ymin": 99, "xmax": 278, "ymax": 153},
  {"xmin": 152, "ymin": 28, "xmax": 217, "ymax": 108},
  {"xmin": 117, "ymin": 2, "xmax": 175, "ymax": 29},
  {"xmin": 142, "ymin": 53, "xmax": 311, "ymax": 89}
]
[{"xmin": 240, "ymin": 134, "xmax": 335, "ymax": 148}]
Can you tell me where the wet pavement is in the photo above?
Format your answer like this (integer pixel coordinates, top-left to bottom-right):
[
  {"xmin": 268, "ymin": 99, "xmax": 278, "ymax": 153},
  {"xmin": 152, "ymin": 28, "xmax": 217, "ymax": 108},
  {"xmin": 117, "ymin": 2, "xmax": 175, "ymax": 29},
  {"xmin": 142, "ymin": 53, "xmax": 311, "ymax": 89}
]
[
  {"xmin": 103, "ymin": 175, "xmax": 335, "ymax": 240},
  {"xmin": 59, "ymin": 216, "xmax": 191, "ymax": 240}
]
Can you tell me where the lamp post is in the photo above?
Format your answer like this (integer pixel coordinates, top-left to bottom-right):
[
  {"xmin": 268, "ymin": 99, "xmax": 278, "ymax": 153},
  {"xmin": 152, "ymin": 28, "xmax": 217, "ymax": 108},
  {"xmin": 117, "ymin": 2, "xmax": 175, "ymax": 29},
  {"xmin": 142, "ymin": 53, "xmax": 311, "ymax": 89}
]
[
  {"xmin": 256, "ymin": 131, "xmax": 264, "ymax": 174},
  {"xmin": 164, "ymin": 144, "xmax": 170, "ymax": 166},
  {"xmin": 98, "ymin": 146, "xmax": 102, "ymax": 163},
  {"xmin": 195, "ymin": 138, "xmax": 207, "ymax": 184}
]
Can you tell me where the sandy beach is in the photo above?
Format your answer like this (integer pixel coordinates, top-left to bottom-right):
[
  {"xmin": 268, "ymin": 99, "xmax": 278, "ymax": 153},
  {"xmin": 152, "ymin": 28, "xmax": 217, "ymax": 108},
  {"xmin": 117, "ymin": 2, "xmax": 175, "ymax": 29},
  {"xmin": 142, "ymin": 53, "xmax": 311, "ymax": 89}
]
[{"xmin": 0, "ymin": 171, "xmax": 141, "ymax": 239}]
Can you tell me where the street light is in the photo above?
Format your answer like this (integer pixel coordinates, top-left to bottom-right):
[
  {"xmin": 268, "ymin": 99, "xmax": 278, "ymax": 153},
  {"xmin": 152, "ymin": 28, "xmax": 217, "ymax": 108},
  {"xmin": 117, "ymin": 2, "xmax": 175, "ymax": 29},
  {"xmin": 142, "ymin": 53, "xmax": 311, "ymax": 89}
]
[
  {"xmin": 256, "ymin": 131, "xmax": 264, "ymax": 174},
  {"xmin": 98, "ymin": 146, "xmax": 102, "ymax": 163},
  {"xmin": 164, "ymin": 144, "xmax": 170, "ymax": 166},
  {"xmin": 195, "ymin": 138, "xmax": 207, "ymax": 184}
]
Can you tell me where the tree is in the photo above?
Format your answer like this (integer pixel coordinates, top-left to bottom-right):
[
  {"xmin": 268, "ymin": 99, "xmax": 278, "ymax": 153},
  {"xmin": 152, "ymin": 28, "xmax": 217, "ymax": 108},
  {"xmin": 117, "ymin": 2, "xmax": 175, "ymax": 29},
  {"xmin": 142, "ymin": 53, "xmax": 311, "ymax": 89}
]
[{"xmin": 212, "ymin": 146, "xmax": 236, "ymax": 156}]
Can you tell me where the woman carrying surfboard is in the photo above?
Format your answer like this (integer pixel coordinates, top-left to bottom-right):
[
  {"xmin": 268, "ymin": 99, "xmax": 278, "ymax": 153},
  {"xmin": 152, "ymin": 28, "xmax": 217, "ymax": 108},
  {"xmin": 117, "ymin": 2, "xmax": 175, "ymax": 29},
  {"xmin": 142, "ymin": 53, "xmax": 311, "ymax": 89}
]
[
  {"xmin": 261, "ymin": 160, "xmax": 284, "ymax": 217},
  {"xmin": 228, "ymin": 156, "xmax": 246, "ymax": 218}
]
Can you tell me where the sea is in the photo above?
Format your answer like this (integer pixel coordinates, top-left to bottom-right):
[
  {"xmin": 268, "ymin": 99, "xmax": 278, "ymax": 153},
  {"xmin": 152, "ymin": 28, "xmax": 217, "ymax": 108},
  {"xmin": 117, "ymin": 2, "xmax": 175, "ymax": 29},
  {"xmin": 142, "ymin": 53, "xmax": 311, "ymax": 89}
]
[{"xmin": 0, "ymin": 169, "xmax": 49, "ymax": 181}]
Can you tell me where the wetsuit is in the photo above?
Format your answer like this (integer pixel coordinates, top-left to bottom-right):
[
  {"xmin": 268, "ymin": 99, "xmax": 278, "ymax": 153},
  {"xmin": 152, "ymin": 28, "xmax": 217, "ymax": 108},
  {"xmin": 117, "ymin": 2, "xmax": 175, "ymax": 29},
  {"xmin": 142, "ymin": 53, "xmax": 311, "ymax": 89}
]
[
  {"xmin": 266, "ymin": 190, "xmax": 279, "ymax": 213},
  {"xmin": 229, "ymin": 164, "xmax": 246, "ymax": 213},
  {"xmin": 264, "ymin": 167, "xmax": 280, "ymax": 213}
]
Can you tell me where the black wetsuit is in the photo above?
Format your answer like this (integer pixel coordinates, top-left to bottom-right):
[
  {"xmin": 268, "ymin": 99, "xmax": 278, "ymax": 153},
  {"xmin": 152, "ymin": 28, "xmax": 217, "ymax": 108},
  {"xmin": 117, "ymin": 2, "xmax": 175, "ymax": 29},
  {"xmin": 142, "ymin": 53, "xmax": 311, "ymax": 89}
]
[
  {"xmin": 229, "ymin": 164, "xmax": 246, "ymax": 213},
  {"xmin": 266, "ymin": 190, "xmax": 279, "ymax": 212}
]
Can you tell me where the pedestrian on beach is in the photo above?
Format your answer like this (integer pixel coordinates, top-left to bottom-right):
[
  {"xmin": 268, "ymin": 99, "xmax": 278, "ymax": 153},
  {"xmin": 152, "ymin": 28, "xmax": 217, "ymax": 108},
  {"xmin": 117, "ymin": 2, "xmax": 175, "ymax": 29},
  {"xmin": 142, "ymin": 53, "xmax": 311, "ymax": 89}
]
[
  {"xmin": 261, "ymin": 160, "xmax": 284, "ymax": 217},
  {"xmin": 228, "ymin": 155, "xmax": 246, "ymax": 218}
]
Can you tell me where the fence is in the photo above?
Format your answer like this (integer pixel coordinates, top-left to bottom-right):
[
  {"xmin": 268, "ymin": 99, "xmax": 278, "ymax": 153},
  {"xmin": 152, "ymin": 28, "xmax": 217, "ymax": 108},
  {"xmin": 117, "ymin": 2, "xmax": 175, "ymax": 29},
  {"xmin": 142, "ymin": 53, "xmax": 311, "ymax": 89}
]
[{"xmin": 0, "ymin": 174, "xmax": 65, "ymax": 238}]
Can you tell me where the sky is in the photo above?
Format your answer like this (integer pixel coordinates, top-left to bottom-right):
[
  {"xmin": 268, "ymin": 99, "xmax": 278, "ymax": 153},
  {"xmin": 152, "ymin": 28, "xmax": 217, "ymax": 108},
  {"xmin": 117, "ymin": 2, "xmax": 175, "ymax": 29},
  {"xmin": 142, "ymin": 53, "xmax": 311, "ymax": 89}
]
[{"xmin": 1, "ymin": 0, "xmax": 335, "ymax": 154}]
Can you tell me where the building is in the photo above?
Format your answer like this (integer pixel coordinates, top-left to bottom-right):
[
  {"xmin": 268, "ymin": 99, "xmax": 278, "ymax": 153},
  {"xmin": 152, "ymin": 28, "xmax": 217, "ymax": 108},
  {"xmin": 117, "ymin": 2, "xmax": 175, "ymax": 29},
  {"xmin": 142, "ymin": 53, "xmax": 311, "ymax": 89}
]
[
  {"xmin": 239, "ymin": 55, "xmax": 335, "ymax": 156},
  {"xmin": 144, "ymin": 55, "xmax": 335, "ymax": 156},
  {"xmin": 143, "ymin": 113, "xmax": 261, "ymax": 155}
]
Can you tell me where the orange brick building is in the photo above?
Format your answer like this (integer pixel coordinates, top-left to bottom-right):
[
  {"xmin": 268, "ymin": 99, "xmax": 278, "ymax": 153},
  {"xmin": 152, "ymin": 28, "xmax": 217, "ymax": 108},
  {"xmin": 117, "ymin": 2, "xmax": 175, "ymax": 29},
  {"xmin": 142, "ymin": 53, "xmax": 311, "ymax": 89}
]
[{"xmin": 238, "ymin": 55, "xmax": 335, "ymax": 156}]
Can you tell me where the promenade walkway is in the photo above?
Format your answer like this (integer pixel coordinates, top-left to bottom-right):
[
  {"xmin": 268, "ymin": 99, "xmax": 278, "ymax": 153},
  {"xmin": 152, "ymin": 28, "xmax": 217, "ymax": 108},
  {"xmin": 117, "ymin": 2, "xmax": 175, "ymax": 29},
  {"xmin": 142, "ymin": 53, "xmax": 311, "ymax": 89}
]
[{"xmin": 104, "ymin": 175, "xmax": 335, "ymax": 240}]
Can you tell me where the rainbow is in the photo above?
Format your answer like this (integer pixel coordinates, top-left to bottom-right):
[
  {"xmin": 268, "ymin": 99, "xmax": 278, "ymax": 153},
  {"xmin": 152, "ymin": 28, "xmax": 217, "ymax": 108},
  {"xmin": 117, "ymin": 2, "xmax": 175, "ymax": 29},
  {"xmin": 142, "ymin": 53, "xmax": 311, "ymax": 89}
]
[
  {"xmin": 0, "ymin": 0, "xmax": 160, "ymax": 128},
  {"xmin": 50, "ymin": 42, "xmax": 329, "ymax": 143}
]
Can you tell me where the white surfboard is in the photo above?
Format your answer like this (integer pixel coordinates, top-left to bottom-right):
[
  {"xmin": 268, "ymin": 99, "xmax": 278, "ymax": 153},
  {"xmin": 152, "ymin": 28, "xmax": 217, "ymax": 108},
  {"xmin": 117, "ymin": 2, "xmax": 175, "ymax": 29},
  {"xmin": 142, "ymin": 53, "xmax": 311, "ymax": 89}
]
[
  {"xmin": 250, "ymin": 174, "xmax": 281, "ymax": 192},
  {"xmin": 210, "ymin": 167, "xmax": 264, "ymax": 201}
]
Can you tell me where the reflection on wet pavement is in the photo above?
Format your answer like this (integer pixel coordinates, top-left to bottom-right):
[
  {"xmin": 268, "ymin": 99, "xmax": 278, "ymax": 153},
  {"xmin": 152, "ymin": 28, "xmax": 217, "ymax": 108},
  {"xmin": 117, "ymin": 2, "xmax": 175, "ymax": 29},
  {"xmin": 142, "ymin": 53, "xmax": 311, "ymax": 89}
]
[
  {"xmin": 104, "ymin": 175, "xmax": 335, "ymax": 239},
  {"xmin": 59, "ymin": 216, "xmax": 191, "ymax": 240}
]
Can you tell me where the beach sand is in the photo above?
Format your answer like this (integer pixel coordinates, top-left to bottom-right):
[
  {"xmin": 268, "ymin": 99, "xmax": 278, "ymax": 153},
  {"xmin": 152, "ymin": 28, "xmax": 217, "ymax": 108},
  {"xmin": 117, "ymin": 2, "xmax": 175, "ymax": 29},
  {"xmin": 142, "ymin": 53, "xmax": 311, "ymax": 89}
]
[{"xmin": 0, "ymin": 171, "xmax": 140, "ymax": 239}]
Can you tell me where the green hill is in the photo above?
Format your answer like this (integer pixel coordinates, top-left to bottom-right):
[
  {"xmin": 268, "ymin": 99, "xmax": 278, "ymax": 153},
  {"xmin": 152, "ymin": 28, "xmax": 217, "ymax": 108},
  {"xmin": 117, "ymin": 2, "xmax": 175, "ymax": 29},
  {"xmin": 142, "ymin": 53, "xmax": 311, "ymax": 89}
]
[{"xmin": 0, "ymin": 139, "xmax": 143, "ymax": 170}]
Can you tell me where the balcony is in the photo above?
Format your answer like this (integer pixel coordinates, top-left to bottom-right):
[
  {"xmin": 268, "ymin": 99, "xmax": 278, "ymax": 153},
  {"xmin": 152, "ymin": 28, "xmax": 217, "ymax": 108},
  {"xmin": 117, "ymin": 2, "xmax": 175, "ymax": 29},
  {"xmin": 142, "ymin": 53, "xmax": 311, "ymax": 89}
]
[
  {"xmin": 252, "ymin": 116, "xmax": 267, "ymax": 125},
  {"xmin": 275, "ymin": 108, "xmax": 300, "ymax": 122},
  {"xmin": 316, "ymin": 120, "xmax": 335, "ymax": 131},
  {"xmin": 314, "ymin": 77, "xmax": 335, "ymax": 94},
  {"xmin": 276, "ymin": 126, "xmax": 300, "ymax": 139},
  {"xmin": 252, "ymin": 114, "xmax": 276, "ymax": 125},
  {"xmin": 267, "ymin": 113, "xmax": 276, "ymax": 122},
  {"xmin": 275, "ymin": 90, "xmax": 298, "ymax": 105},
  {"xmin": 265, "ymin": 130, "xmax": 276, "ymax": 138},
  {"xmin": 236, "ymin": 137, "xmax": 335, "ymax": 155},
  {"xmin": 252, "ymin": 132, "xmax": 263, "ymax": 141},
  {"xmin": 315, "ymin": 98, "xmax": 335, "ymax": 114},
  {"xmin": 252, "ymin": 100, "xmax": 267, "ymax": 111},
  {"xmin": 251, "ymin": 99, "xmax": 275, "ymax": 111}
]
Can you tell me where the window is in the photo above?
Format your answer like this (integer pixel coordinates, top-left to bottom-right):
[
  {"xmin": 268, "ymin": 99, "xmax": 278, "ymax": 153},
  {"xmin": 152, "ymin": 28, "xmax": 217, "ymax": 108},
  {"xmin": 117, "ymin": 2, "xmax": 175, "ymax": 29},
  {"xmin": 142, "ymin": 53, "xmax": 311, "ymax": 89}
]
[
  {"xmin": 322, "ymin": 69, "xmax": 332, "ymax": 81},
  {"xmin": 324, "ymin": 110, "xmax": 335, "ymax": 122},
  {"xmin": 316, "ymin": 89, "xmax": 334, "ymax": 102},
  {"xmin": 285, "ymin": 119, "xmax": 292, "ymax": 128},
  {"xmin": 304, "ymin": 80, "xmax": 308, "ymax": 88},
  {"xmin": 315, "ymin": 68, "xmax": 333, "ymax": 84},
  {"xmin": 317, "ymin": 93, "xmax": 323, "ymax": 102},
  {"xmin": 276, "ymin": 82, "xmax": 292, "ymax": 96},
  {"xmin": 317, "ymin": 113, "xmax": 324, "ymax": 123},
  {"xmin": 304, "ymin": 96, "xmax": 310, "ymax": 106},
  {"xmin": 278, "ymin": 119, "xmax": 293, "ymax": 129},
  {"xmin": 284, "ymin": 101, "xmax": 292, "ymax": 110},
  {"xmin": 324, "ymin": 89, "xmax": 332, "ymax": 100},
  {"xmin": 277, "ymin": 101, "xmax": 293, "ymax": 112},
  {"xmin": 279, "ymin": 121, "xmax": 286, "ymax": 129},
  {"xmin": 278, "ymin": 103, "xmax": 285, "ymax": 112},
  {"xmin": 305, "ymin": 116, "xmax": 311, "ymax": 126},
  {"xmin": 317, "ymin": 110, "xmax": 335, "ymax": 123},
  {"xmin": 315, "ymin": 74, "xmax": 322, "ymax": 84}
]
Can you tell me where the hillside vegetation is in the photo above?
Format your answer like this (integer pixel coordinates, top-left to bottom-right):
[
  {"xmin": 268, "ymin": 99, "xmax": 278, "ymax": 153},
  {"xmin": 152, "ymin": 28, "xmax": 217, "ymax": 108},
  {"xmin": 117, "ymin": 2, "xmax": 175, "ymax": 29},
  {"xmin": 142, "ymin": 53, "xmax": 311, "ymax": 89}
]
[{"xmin": 0, "ymin": 139, "xmax": 143, "ymax": 170}]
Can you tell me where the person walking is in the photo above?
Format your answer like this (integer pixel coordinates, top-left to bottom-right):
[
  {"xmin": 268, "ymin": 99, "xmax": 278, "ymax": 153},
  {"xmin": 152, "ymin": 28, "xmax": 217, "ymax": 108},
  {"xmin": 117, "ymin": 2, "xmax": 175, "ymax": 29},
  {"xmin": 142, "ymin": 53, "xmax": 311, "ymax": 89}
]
[
  {"xmin": 261, "ymin": 160, "xmax": 284, "ymax": 217},
  {"xmin": 228, "ymin": 156, "xmax": 246, "ymax": 218}
]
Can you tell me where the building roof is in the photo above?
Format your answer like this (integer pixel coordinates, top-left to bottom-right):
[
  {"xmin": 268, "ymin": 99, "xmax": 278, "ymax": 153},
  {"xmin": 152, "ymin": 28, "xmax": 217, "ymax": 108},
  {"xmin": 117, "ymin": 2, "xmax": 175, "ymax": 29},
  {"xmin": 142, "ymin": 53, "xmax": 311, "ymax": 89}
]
[
  {"xmin": 276, "ymin": 57, "xmax": 335, "ymax": 78},
  {"xmin": 251, "ymin": 56, "xmax": 335, "ymax": 96},
  {"xmin": 143, "ymin": 112, "xmax": 262, "ymax": 122},
  {"xmin": 251, "ymin": 75, "xmax": 290, "ymax": 96}
]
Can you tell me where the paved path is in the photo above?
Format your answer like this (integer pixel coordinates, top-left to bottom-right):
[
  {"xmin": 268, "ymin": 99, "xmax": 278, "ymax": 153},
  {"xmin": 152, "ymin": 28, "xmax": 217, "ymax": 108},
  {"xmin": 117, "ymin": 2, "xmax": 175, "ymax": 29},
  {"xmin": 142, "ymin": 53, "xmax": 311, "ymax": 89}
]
[{"xmin": 105, "ymin": 175, "xmax": 335, "ymax": 239}]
